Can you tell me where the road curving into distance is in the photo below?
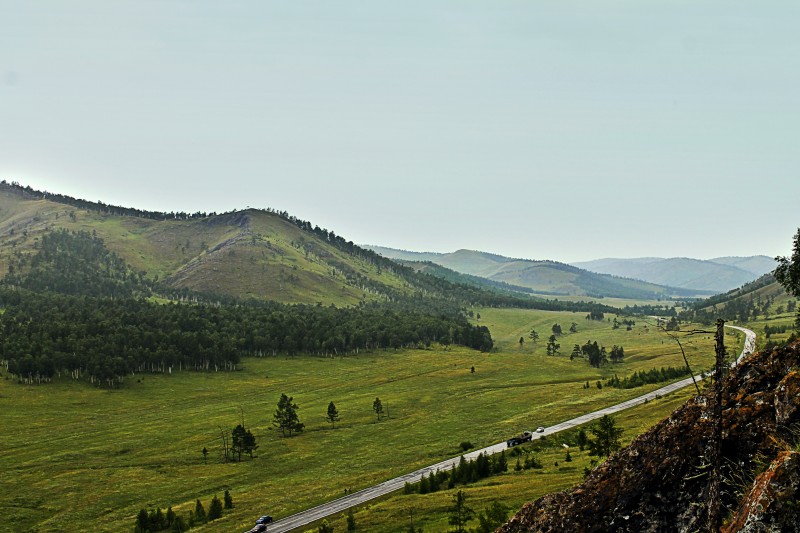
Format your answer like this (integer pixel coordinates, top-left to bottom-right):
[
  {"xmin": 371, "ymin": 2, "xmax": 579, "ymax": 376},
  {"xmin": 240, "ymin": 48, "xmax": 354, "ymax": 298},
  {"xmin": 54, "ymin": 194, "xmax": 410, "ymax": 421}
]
[{"xmin": 265, "ymin": 325, "xmax": 756, "ymax": 533}]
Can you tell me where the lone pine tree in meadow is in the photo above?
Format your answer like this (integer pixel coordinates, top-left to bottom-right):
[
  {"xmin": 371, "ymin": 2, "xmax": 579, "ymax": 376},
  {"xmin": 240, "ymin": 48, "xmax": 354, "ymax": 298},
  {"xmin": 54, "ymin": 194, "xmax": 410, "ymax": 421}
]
[
  {"xmin": 327, "ymin": 401, "xmax": 340, "ymax": 428},
  {"xmin": 373, "ymin": 397, "xmax": 384, "ymax": 421},
  {"xmin": 546, "ymin": 335, "xmax": 560, "ymax": 356},
  {"xmin": 274, "ymin": 393, "xmax": 305, "ymax": 437}
]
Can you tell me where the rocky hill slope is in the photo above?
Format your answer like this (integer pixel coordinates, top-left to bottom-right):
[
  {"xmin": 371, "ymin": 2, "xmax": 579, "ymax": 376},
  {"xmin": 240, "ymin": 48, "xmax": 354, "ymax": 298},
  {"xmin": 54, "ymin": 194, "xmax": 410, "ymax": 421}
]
[{"xmin": 499, "ymin": 340, "xmax": 800, "ymax": 532}]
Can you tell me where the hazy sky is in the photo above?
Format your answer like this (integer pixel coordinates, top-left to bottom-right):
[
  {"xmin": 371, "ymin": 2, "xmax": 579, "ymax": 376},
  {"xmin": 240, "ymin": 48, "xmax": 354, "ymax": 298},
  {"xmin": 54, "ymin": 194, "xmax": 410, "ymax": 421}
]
[{"xmin": 2, "ymin": 1, "xmax": 798, "ymax": 263}]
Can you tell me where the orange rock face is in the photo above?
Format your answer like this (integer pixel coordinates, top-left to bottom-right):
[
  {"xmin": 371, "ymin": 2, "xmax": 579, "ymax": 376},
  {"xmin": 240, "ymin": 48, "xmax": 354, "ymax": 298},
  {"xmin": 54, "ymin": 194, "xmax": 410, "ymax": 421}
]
[{"xmin": 721, "ymin": 451, "xmax": 800, "ymax": 533}]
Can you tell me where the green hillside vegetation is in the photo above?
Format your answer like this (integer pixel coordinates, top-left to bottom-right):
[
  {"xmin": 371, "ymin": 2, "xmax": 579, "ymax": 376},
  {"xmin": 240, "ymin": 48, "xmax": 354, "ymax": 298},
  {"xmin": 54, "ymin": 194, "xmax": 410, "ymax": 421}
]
[
  {"xmin": 0, "ymin": 182, "xmax": 615, "ymax": 316},
  {"xmin": 309, "ymin": 391, "xmax": 696, "ymax": 533},
  {"xmin": 0, "ymin": 307, "xmax": 725, "ymax": 533},
  {"xmin": 680, "ymin": 274, "xmax": 797, "ymax": 348},
  {"xmin": 365, "ymin": 245, "xmax": 708, "ymax": 300},
  {"xmin": 0, "ymin": 183, "xmax": 396, "ymax": 306},
  {"xmin": 0, "ymin": 181, "xmax": 774, "ymax": 533},
  {"xmin": 678, "ymin": 230, "xmax": 800, "ymax": 349}
]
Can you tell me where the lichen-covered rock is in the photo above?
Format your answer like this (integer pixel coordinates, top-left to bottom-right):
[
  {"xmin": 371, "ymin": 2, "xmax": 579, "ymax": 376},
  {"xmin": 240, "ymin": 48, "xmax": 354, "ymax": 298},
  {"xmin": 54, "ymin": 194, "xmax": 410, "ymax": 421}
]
[
  {"xmin": 498, "ymin": 341, "xmax": 800, "ymax": 533},
  {"xmin": 774, "ymin": 371, "xmax": 800, "ymax": 426},
  {"xmin": 722, "ymin": 451, "xmax": 800, "ymax": 533}
]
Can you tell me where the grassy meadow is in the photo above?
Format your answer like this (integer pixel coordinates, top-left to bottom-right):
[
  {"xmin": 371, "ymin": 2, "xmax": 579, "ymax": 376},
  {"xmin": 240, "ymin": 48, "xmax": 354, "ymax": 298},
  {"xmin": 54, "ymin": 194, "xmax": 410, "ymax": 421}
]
[
  {"xmin": 317, "ymin": 390, "xmax": 695, "ymax": 533},
  {"xmin": 0, "ymin": 308, "xmax": 730, "ymax": 532}
]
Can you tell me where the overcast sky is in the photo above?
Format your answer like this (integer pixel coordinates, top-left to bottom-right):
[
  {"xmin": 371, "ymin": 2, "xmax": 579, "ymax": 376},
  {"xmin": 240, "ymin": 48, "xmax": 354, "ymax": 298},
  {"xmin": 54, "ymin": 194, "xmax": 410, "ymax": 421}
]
[{"xmin": 1, "ymin": 1, "xmax": 798, "ymax": 263}]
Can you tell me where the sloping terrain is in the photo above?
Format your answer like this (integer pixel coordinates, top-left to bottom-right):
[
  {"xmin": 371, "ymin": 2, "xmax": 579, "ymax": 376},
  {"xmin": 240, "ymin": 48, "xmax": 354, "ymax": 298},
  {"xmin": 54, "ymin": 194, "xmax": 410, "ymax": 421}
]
[
  {"xmin": 499, "ymin": 340, "xmax": 800, "ymax": 532},
  {"xmin": 572, "ymin": 256, "xmax": 776, "ymax": 293},
  {"xmin": 0, "ymin": 184, "xmax": 407, "ymax": 306},
  {"xmin": 365, "ymin": 245, "xmax": 704, "ymax": 299},
  {"xmin": 711, "ymin": 255, "xmax": 778, "ymax": 277}
]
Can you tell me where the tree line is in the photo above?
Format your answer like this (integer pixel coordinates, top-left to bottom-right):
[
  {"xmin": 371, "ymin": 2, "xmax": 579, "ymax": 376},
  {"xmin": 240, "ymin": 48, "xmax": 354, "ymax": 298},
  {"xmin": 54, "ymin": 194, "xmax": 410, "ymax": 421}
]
[
  {"xmin": 0, "ymin": 289, "xmax": 493, "ymax": 386},
  {"xmin": 134, "ymin": 491, "xmax": 233, "ymax": 532},
  {"xmin": 605, "ymin": 365, "xmax": 692, "ymax": 389}
]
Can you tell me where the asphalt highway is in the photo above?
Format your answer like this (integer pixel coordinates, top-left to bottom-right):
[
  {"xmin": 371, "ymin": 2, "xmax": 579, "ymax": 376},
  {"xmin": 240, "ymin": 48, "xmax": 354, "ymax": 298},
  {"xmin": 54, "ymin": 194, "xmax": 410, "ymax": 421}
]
[{"xmin": 264, "ymin": 325, "xmax": 756, "ymax": 533}]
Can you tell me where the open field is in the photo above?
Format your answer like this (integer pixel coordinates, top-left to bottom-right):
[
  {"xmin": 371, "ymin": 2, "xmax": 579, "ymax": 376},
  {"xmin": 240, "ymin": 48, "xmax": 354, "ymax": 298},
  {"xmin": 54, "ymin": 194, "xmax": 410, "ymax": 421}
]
[
  {"xmin": 0, "ymin": 308, "xmax": 729, "ymax": 532},
  {"xmin": 312, "ymin": 389, "xmax": 695, "ymax": 533}
]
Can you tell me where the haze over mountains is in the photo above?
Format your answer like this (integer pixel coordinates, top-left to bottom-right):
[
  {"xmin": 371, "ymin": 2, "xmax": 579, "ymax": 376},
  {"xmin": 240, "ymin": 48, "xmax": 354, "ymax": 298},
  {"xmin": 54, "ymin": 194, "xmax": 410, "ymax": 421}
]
[
  {"xmin": 572, "ymin": 256, "xmax": 776, "ymax": 293},
  {"xmin": 366, "ymin": 246, "xmax": 774, "ymax": 296},
  {"xmin": 364, "ymin": 246, "xmax": 711, "ymax": 299}
]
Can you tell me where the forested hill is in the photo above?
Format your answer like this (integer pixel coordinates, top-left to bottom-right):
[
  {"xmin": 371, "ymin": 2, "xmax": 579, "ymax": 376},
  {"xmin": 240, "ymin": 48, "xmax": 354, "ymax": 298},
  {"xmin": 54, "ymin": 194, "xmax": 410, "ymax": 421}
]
[
  {"xmin": 0, "ymin": 204, "xmax": 495, "ymax": 386},
  {"xmin": 678, "ymin": 273, "xmax": 798, "ymax": 326},
  {"xmin": 3, "ymin": 228, "xmax": 154, "ymax": 298},
  {"xmin": 0, "ymin": 181, "xmax": 612, "ymax": 314},
  {"xmin": 0, "ymin": 180, "xmax": 616, "ymax": 387}
]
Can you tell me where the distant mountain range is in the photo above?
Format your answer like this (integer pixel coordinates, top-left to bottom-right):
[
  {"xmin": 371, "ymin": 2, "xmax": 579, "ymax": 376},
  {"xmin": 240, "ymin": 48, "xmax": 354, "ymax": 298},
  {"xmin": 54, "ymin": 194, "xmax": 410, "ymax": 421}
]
[
  {"xmin": 365, "ymin": 246, "xmax": 774, "ymax": 296},
  {"xmin": 363, "ymin": 246, "xmax": 710, "ymax": 299},
  {"xmin": 571, "ymin": 256, "xmax": 776, "ymax": 293}
]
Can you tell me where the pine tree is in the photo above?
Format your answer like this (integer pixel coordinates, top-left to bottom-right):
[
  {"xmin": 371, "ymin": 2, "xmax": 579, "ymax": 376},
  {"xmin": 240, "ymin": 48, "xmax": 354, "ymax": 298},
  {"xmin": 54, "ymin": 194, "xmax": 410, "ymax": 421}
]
[
  {"xmin": 474, "ymin": 501, "xmax": 509, "ymax": 533},
  {"xmin": 346, "ymin": 508, "xmax": 356, "ymax": 531},
  {"xmin": 224, "ymin": 489, "xmax": 233, "ymax": 509},
  {"xmin": 207, "ymin": 495, "xmax": 223, "ymax": 521},
  {"xmin": 273, "ymin": 393, "xmax": 304, "ymax": 436},
  {"xmin": 372, "ymin": 397, "xmax": 384, "ymax": 421},
  {"xmin": 327, "ymin": 401, "xmax": 340, "ymax": 428},
  {"xmin": 775, "ymin": 228, "xmax": 800, "ymax": 328},
  {"xmin": 195, "ymin": 499, "xmax": 207, "ymax": 524},
  {"xmin": 448, "ymin": 490, "xmax": 475, "ymax": 533},
  {"xmin": 166, "ymin": 506, "xmax": 176, "ymax": 527},
  {"xmin": 588, "ymin": 415, "xmax": 623, "ymax": 458},
  {"xmin": 243, "ymin": 428, "xmax": 258, "ymax": 458},
  {"xmin": 135, "ymin": 509, "xmax": 149, "ymax": 533}
]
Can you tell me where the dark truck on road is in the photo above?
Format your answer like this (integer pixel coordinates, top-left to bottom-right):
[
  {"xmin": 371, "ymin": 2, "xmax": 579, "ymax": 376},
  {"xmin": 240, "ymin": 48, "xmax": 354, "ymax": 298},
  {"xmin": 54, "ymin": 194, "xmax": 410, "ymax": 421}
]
[{"xmin": 506, "ymin": 430, "xmax": 533, "ymax": 447}]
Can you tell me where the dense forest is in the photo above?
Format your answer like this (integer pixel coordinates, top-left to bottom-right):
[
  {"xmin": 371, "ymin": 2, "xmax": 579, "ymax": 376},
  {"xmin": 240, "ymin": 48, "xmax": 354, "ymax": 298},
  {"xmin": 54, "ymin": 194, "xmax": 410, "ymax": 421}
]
[
  {"xmin": 4, "ymin": 228, "xmax": 154, "ymax": 298},
  {"xmin": 0, "ymin": 289, "xmax": 492, "ymax": 386},
  {"xmin": 0, "ymin": 228, "xmax": 492, "ymax": 386}
]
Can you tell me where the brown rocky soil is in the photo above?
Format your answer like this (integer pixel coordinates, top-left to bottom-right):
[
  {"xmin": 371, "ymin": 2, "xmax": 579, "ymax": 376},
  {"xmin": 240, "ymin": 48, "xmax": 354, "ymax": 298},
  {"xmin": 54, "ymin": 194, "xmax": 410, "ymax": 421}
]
[{"xmin": 498, "ymin": 341, "xmax": 800, "ymax": 533}]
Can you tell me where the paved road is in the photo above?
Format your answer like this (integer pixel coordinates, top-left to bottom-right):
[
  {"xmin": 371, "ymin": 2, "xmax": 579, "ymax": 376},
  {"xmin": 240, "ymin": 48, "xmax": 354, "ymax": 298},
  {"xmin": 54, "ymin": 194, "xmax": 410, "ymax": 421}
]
[{"xmin": 265, "ymin": 325, "xmax": 756, "ymax": 533}]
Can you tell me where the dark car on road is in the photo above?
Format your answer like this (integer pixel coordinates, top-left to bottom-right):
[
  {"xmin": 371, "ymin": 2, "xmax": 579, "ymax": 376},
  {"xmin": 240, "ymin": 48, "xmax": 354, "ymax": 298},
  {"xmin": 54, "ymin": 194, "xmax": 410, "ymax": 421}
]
[{"xmin": 256, "ymin": 515, "xmax": 273, "ymax": 524}]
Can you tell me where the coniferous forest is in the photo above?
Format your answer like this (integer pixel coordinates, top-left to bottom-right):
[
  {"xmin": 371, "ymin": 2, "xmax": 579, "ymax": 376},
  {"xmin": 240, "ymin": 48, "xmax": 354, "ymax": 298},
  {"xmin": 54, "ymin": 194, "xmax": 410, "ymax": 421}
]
[{"xmin": 0, "ymin": 228, "xmax": 494, "ymax": 386}]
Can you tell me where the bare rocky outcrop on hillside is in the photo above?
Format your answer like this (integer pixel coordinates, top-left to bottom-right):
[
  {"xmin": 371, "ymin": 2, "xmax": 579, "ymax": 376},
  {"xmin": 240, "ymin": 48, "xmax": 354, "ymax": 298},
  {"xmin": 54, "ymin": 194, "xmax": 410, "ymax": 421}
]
[{"xmin": 498, "ymin": 341, "xmax": 800, "ymax": 533}]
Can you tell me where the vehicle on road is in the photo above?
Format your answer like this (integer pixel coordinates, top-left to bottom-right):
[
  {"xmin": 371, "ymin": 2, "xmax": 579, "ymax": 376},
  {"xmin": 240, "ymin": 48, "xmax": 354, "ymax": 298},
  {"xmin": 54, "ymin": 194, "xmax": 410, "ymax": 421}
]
[
  {"xmin": 506, "ymin": 430, "xmax": 533, "ymax": 446},
  {"xmin": 256, "ymin": 515, "xmax": 273, "ymax": 525},
  {"xmin": 244, "ymin": 524, "xmax": 267, "ymax": 533},
  {"xmin": 536, "ymin": 426, "xmax": 545, "ymax": 433}
]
